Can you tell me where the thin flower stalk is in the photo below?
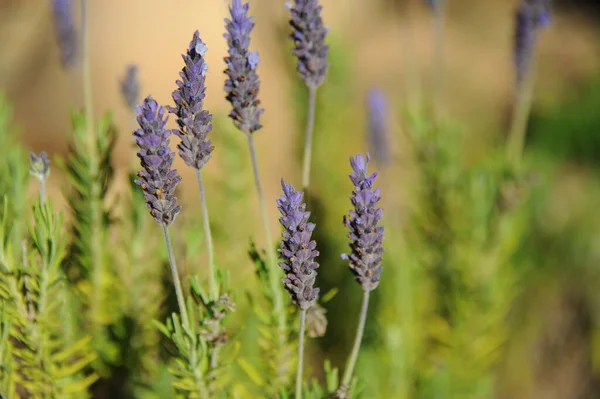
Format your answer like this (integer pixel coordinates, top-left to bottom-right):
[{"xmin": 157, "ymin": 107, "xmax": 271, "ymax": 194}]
[
  {"xmin": 169, "ymin": 31, "xmax": 217, "ymax": 301},
  {"xmin": 287, "ymin": 0, "xmax": 329, "ymax": 190},
  {"xmin": 277, "ymin": 180, "xmax": 320, "ymax": 398},
  {"xmin": 134, "ymin": 96, "xmax": 188, "ymax": 326},
  {"xmin": 223, "ymin": 1, "xmax": 289, "ymax": 372},
  {"xmin": 337, "ymin": 154, "xmax": 384, "ymax": 395}
]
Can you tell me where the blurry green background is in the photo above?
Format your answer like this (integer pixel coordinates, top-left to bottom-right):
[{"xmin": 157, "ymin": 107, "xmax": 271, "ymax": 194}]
[{"xmin": 2, "ymin": 0, "xmax": 600, "ymax": 398}]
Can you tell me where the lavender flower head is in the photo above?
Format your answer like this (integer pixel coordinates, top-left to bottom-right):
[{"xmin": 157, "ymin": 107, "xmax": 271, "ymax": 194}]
[
  {"xmin": 120, "ymin": 65, "xmax": 140, "ymax": 111},
  {"xmin": 277, "ymin": 180, "xmax": 320, "ymax": 310},
  {"xmin": 134, "ymin": 96, "xmax": 181, "ymax": 226},
  {"xmin": 169, "ymin": 31, "xmax": 214, "ymax": 171},
  {"xmin": 514, "ymin": 0, "xmax": 551, "ymax": 87},
  {"xmin": 224, "ymin": 0, "xmax": 264, "ymax": 134},
  {"xmin": 342, "ymin": 154, "xmax": 384, "ymax": 291},
  {"xmin": 367, "ymin": 88, "xmax": 389, "ymax": 166},
  {"xmin": 51, "ymin": 0, "xmax": 77, "ymax": 68},
  {"xmin": 29, "ymin": 152, "xmax": 50, "ymax": 182},
  {"xmin": 287, "ymin": 0, "xmax": 329, "ymax": 88}
]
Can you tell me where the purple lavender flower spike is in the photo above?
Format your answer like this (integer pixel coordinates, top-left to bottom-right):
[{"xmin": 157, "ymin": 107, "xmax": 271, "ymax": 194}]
[
  {"xmin": 277, "ymin": 180, "xmax": 320, "ymax": 310},
  {"xmin": 224, "ymin": 0, "xmax": 264, "ymax": 134},
  {"xmin": 51, "ymin": 0, "xmax": 77, "ymax": 68},
  {"xmin": 121, "ymin": 65, "xmax": 140, "ymax": 111},
  {"xmin": 29, "ymin": 152, "xmax": 50, "ymax": 182},
  {"xmin": 169, "ymin": 31, "xmax": 214, "ymax": 170},
  {"xmin": 134, "ymin": 96, "xmax": 181, "ymax": 226},
  {"xmin": 367, "ymin": 88, "xmax": 389, "ymax": 166},
  {"xmin": 514, "ymin": 0, "xmax": 551, "ymax": 87},
  {"xmin": 287, "ymin": 0, "xmax": 329, "ymax": 88},
  {"xmin": 342, "ymin": 154, "xmax": 384, "ymax": 291}
]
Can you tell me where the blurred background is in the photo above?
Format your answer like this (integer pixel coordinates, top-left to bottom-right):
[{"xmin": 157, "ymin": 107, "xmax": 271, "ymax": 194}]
[{"xmin": 1, "ymin": 0, "xmax": 600, "ymax": 398}]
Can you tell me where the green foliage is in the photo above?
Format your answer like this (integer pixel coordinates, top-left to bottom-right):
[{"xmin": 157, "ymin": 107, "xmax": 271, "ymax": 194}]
[{"xmin": 58, "ymin": 111, "xmax": 122, "ymax": 373}]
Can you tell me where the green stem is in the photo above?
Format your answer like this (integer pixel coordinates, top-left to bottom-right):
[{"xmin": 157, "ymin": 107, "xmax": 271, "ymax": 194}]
[
  {"xmin": 295, "ymin": 309, "xmax": 307, "ymax": 399},
  {"xmin": 21, "ymin": 240, "xmax": 34, "ymax": 321},
  {"xmin": 246, "ymin": 133, "xmax": 288, "ymax": 355},
  {"xmin": 507, "ymin": 56, "xmax": 538, "ymax": 169},
  {"xmin": 195, "ymin": 170, "xmax": 217, "ymax": 301},
  {"xmin": 301, "ymin": 86, "xmax": 318, "ymax": 191},
  {"xmin": 38, "ymin": 179, "xmax": 46, "ymax": 205},
  {"xmin": 341, "ymin": 290, "xmax": 371, "ymax": 388},
  {"xmin": 161, "ymin": 225, "xmax": 190, "ymax": 328}
]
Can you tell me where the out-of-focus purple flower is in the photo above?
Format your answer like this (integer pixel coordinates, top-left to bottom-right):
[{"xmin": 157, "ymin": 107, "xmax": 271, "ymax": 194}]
[
  {"xmin": 224, "ymin": 0, "xmax": 264, "ymax": 134},
  {"xmin": 514, "ymin": 0, "xmax": 551, "ymax": 87},
  {"xmin": 287, "ymin": 0, "xmax": 329, "ymax": 88},
  {"xmin": 134, "ymin": 96, "xmax": 181, "ymax": 226},
  {"xmin": 120, "ymin": 65, "xmax": 140, "ymax": 111},
  {"xmin": 424, "ymin": 0, "xmax": 441, "ymax": 10},
  {"xmin": 169, "ymin": 31, "xmax": 214, "ymax": 171},
  {"xmin": 29, "ymin": 152, "xmax": 50, "ymax": 182},
  {"xmin": 342, "ymin": 154, "xmax": 384, "ymax": 292},
  {"xmin": 367, "ymin": 88, "xmax": 389, "ymax": 166},
  {"xmin": 51, "ymin": 0, "xmax": 78, "ymax": 68},
  {"xmin": 277, "ymin": 180, "xmax": 320, "ymax": 310}
]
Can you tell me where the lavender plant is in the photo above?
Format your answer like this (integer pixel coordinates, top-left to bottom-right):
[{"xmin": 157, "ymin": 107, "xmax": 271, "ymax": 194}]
[
  {"xmin": 366, "ymin": 89, "xmax": 389, "ymax": 167},
  {"xmin": 50, "ymin": 0, "xmax": 78, "ymax": 68},
  {"xmin": 507, "ymin": 0, "xmax": 551, "ymax": 166},
  {"xmin": 336, "ymin": 154, "xmax": 384, "ymax": 397},
  {"xmin": 223, "ymin": 0, "xmax": 292, "ymax": 391},
  {"xmin": 277, "ymin": 180, "xmax": 320, "ymax": 399},
  {"xmin": 120, "ymin": 65, "xmax": 140, "ymax": 112},
  {"xmin": 287, "ymin": 0, "xmax": 329, "ymax": 189}
]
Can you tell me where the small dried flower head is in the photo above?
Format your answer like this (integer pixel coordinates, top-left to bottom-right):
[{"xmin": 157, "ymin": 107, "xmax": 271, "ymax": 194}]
[
  {"xmin": 367, "ymin": 88, "xmax": 389, "ymax": 166},
  {"xmin": 342, "ymin": 154, "xmax": 384, "ymax": 291},
  {"xmin": 29, "ymin": 152, "xmax": 50, "ymax": 182},
  {"xmin": 224, "ymin": 0, "xmax": 264, "ymax": 134},
  {"xmin": 306, "ymin": 303, "xmax": 327, "ymax": 338},
  {"xmin": 169, "ymin": 31, "xmax": 214, "ymax": 170},
  {"xmin": 51, "ymin": 0, "xmax": 78, "ymax": 68},
  {"xmin": 287, "ymin": 0, "xmax": 329, "ymax": 88},
  {"xmin": 277, "ymin": 180, "xmax": 320, "ymax": 310},
  {"xmin": 134, "ymin": 96, "xmax": 181, "ymax": 226},
  {"xmin": 514, "ymin": 0, "xmax": 551, "ymax": 87},
  {"xmin": 120, "ymin": 65, "xmax": 140, "ymax": 110}
]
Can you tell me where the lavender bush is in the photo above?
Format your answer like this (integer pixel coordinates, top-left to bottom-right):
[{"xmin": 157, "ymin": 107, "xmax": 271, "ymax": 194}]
[{"xmin": 3, "ymin": 0, "xmax": 597, "ymax": 399}]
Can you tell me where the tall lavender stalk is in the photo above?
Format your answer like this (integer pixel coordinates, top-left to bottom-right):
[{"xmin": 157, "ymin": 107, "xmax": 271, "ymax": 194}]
[
  {"xmin": 277, "ymin": 180, "xmax": 320, "ymax": 399},
  {"xmin": 223, "ymin": 0, "xmax": 289, "ymax": 371},
  {"xmin": 287, "ymin": 0, "xmax": 329, "ymax": 190},
  {"xmin": 169, "ymin": 31, "xmax": 217, "ymax": 300},
  {"xmin": 507, "ymin": 0, "xmax": 551, "ymax": 167},
  {"xmin": 366, "ymin": 89, "xmax": 389, "ymax": 167},
  {"xmin": 337, "ymin": 154, "xmax": 384, "ymax": 397},
  {"xmin": 134, "ymin": 97, "xmax": 188, "ymax": 327}
]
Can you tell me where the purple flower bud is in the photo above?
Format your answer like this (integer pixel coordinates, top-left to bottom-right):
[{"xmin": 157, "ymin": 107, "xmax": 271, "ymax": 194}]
[
  {"xmin": 342, "ymin": 154, "xmax": 384, "ymax": 291},
  {"xmin": 288, "ymin": 0, "xmax": 329, "ymax": 88},
  {"xmin": 277, "ymin": 180, "xmax": 320, "ymax": 310},
  {"xmin": 51, "ymin": 0, "xmax": 77, "ymax": 68},
  {"xmin": 514, "ymin": 0, "xmax": 551, "ymax": 87},
  {"xmin": 134, "ymin": 96, "xmax": 181, "ymax": 226},
  {"xmin": 120, "ymin": 65, "xmax": 140, "ymax": 111},
  {"xmin": 169, "ymin": 31, "xmax": 214, "ymax": 171},
  {"xmin": 367, "ymin": 88, "xmax": 389, "ymax": 166},
  {"xmin": 224, "ymin": 0, "xmax": 264, "ymax": 134},
  {"xmin": 29, "ymin": 152, "xmax": 50, "ymax": 182}
]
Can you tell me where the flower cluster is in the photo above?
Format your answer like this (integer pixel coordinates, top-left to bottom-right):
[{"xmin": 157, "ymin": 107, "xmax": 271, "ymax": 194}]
[
  {"xmin": 277, "ymin": 180, "xmax": 320, "ymax": 310},
  {"xmin": 342, "ymin": 154, "xmax": 384, "ymax": 291},
  {"xmin": 134, "ymin": 96, "xmax": 181, "ymax": 226},
  {"xmin": 51, "ymin": 0, "xmax": 77, "ymax": 68},
  {"xmin": 514, "ymin": 0, "xmax": 551, "ymax": 86},
  {"xmin": 287, "ymin": 0, "xmax": 329, "ymax": 88},
  {"xmin": 224, "ymin": 0, "xmax": 264, "ymax": 134},
  {"xmin": 29, "ymin": 152, "xmax": 50, "ymax": 182},
  {"xmin": 169, "ymin": 31, "xmax": 214, "ymax": 170}
]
